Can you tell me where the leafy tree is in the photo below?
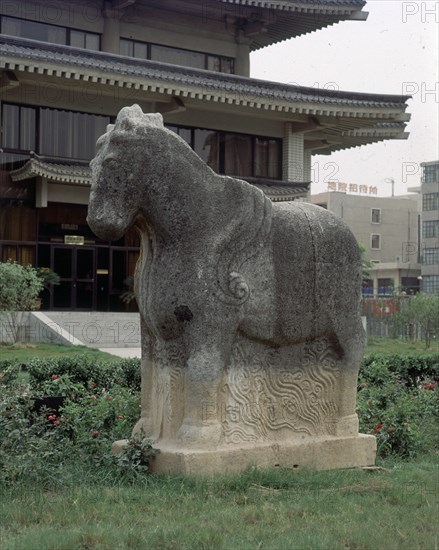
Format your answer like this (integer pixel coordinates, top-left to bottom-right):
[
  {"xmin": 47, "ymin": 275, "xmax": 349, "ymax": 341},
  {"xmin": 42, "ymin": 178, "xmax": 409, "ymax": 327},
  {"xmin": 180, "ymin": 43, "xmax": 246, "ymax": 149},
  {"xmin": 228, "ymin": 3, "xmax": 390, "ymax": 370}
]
[
  {"xmin": 0, "ymin": 261, "xmax": 43, "ymax": 343},
  {"xmin": 395, "ymin": 292, "xmax": 439, "ymax": 348}
]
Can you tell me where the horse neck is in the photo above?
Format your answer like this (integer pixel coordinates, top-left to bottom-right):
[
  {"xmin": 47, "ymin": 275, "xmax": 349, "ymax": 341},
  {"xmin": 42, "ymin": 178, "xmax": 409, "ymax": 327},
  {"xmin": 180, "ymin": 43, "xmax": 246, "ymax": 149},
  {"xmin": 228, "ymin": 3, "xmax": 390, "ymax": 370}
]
[{"xmin": 140, "ymin": 155, "xmax": 225, "ymax": 241}]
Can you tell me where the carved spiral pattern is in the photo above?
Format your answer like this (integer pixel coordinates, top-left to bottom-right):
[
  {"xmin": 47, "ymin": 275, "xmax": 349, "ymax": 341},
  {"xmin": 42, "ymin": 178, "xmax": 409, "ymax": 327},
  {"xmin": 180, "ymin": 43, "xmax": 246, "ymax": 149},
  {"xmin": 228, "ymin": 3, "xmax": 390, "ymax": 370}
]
[{"xmin": 228, "ymin": 272, "xmax": 250, "ymax": 302}]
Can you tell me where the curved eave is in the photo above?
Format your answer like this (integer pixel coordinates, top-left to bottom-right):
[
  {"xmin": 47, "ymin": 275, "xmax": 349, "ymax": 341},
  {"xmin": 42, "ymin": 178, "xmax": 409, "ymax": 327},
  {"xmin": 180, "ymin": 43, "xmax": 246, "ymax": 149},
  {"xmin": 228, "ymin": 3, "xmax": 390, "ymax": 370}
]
[
  {"xmin": 9, "ymin": 157, "xmax": 308, "ymax": 201},
  {"xmin": 10, "ymin": 158, "xmax": 90, "ymax": 185},
  {"xmin": 0, "ymin": 36, "xmax": 409, "ymax": 121},
  {"xmin": 307, "ymin": 129, "xmax": 410, "ymax": 155},
  {"xmin": 215, "ymin": 0, "xmax": 367, "ymax": 49}
]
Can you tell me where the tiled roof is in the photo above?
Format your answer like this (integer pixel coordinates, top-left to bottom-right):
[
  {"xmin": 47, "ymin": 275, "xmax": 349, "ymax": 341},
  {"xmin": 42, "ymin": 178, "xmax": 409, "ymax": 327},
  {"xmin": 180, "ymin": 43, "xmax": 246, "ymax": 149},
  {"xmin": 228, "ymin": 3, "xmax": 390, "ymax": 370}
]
[
  {"xmin": 9, "ymin": 156, "xmax": 309, "ymax": 201},
  {"xmin": 215, "ymin": 0, "xmax": 367, "ymax": 49},
  {"xmin": 10, "ymin": 157, "xmax": 91, "ymax": 185},
  {"xmin": 0, "ymin": 35, "xmax": 409, "ymax": 112},
  {"xmin": 218, "ymin": 0, "xmax": 365, "ymax": 6}
]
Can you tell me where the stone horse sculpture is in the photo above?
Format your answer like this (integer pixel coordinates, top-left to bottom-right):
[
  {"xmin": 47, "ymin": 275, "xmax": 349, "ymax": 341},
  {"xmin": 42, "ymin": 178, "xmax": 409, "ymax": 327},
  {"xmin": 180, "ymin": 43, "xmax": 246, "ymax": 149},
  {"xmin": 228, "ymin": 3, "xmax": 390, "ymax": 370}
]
[{"xmin": 87, "ymin": 105, "xmax": 375, "ymax": 473}]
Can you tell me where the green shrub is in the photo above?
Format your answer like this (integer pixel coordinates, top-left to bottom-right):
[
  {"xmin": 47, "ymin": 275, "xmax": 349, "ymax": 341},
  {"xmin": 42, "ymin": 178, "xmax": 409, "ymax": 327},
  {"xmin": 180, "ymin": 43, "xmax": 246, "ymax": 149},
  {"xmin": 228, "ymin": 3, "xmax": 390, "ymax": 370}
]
[
  {"xmin": 27, "ymin": 356, "xmax": 141, "ymax": 393},
  {"xmin": 357, "ymin": 353, "xmax": 439, "ymax": 458},
  {"xmin": 0, "ymin": 359, "xmax": 21, "ymax": 385},
  {"xmin": 0, "ymin": 356, "xmax": 148, "ymax": 487},
  {"xmin": 0, "ymin": 261, "xmax": 44, "ymax": 342}
]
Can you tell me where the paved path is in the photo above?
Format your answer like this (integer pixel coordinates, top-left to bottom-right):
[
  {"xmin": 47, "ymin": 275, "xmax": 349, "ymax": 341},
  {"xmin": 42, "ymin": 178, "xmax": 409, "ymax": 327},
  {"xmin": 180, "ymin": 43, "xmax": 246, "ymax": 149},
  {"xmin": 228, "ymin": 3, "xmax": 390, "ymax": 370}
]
[{"xmin": 99, "ymin": 347, "xmax": 141, "ymax": 358}]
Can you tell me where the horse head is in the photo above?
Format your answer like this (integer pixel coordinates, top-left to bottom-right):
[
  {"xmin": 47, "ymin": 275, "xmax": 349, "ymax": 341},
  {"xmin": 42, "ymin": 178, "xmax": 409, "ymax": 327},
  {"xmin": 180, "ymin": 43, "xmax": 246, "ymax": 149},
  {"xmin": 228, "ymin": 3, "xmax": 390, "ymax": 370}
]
[{"xmin": 87, "ymin": 104, "xmax": 164, "ymax": 241}]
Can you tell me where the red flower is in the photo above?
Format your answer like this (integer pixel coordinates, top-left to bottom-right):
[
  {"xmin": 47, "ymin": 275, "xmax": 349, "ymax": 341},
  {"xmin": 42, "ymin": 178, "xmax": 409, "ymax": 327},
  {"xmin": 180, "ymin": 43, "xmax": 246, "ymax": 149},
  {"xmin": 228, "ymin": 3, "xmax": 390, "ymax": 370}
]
[
  {"xmin": 91, "ymin": 382, "xmax": 97, "ymax": 388},
  {"xmin": 47, "ymin": 414, "xmax": 56, "ymax": 421},
  {"xmin": 372, "ymin": 423, "xmax": 383, "ymax": 433},
  {"xmin": 53, "ymin": 419, "xmax": 61, "ymax": 426},
  {"xmin": 92, "ymin": 430, "xmax": 100, "ymax": 438},
  {"xmin": 51, "ymin": 374, "xmax": 58, "ymax": 380},
  {"xmin": 117, "ymin": 415, "xmax": 125, "ymax": 419}
]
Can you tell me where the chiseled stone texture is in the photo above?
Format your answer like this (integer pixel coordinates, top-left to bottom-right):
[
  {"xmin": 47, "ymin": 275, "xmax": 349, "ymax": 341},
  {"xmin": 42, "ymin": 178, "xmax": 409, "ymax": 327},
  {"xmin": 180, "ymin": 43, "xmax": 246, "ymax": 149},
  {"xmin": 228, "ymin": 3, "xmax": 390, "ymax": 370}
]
[{"xmin": 88, "ymin": 105, "xmax": 375, "ymax": 474}]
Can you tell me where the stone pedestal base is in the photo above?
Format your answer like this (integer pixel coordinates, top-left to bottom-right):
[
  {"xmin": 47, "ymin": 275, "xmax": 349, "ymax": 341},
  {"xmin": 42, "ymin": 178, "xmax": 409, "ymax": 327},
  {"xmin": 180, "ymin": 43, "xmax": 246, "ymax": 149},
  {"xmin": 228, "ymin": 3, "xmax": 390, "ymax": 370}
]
[{"xmin": 112, "ymin": 434, "xmax": 376, "ymax": 475}]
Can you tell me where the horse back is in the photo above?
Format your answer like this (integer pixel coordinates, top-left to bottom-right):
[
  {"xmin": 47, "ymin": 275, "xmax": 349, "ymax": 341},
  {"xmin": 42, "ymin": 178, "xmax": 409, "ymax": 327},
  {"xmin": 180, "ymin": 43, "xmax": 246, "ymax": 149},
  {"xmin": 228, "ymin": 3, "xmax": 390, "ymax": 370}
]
[{"xmin": 269, "ymin": 201, "xmax": 361, "ymax": 342}]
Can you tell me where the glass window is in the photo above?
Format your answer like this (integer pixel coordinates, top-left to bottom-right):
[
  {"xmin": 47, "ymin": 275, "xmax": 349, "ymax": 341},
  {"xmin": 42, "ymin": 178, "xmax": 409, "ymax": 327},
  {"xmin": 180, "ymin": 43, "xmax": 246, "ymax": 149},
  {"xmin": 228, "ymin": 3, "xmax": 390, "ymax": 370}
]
[
  {"xmin": 194, "ymin": 129, "xmax": 219, "ymax": 172},
  {"xmin": 120, "ymin": 39, "xmax": 133, "ymax": 57},
  {"xmin": 2, "ymin": 16, "xmax": 66, "ymax": 44},
  {"xmin": 70, "ymin": 30, "xmax": 99, "ymax": 50},
  {"xmin": 165, "ymin": 124, "xmax": 281, "ymax": 179},
  {"xmin": 423, "ymin": 192, "xmax": 439, "ymax": 211},
  {"xmin": 423, "ymin": 248, "xmax": 439, "ymax": 265},
  {"xmin": 120, "ymin": 38, "xmax": 234, "ymax": 74},
  {"xmin": 423, "ymin": 221, "xmax": 439, "ymax": 239},
  {"xmin": 371, "ymin": 208, "xmax": 381, "ymax": 223},
  {"xmin": 378, "ymin": 278, "xmax": 393, "ymax": 295},
  {"xmin": 422, "ymin": 164, "xmax": 439, "ymax": 184},
  {"xmin": 423, "ymin": 275, "xmax": 439, "ymax": 293},
  {"xmin": 39, "ymin": 108, "xmax": 110, "ymax": 160},
  {"xmin": 85, "ymin": 33, "xmax": 100, "ymax": 51},
  {"xmin": 1, "ymin": 16, "xmax": 99, "ymax": 50},
  {"xmin": 2, "ymin": 104, "xmax": 36, "ymax": 151},
  {"xmin": 151, "ymin": 44, "xmax": 205, "ymax": 69},
  {"xmin": 254, "ymin": 138, "xmax": 281, "ymax": 179},
  {"xmin": 371, "ymin": 234, "xmax": 381, "ymax": 249},
  {"xmin": 224, "ymin": 134, "xmax": 252, "ymax": 177},
  {"xmin": 133, "ymin": 41, "xmax": 148, "ymax": 59}
]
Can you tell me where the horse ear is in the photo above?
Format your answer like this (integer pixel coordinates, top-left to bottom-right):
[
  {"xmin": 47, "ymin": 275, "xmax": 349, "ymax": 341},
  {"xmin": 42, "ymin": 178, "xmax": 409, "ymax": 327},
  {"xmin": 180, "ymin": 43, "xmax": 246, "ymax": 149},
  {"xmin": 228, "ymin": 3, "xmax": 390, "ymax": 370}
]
[
  {"xmin": 143, "ymin": 113, "xmax": 164, "ymax": 128},
  {"xmin": 114, "ymin": 105, "xmax": 164, "ymax": 133}
]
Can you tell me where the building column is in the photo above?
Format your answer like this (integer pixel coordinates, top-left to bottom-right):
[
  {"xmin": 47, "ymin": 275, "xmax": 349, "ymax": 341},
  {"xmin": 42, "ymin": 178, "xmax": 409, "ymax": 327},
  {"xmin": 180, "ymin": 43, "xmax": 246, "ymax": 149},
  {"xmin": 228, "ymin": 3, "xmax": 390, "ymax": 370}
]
[
  {"xmin": 282, "ymin": 124, "xmax": 304, "ymax": 182},
  {"xmin": 36, "ymin": 177, "xmax": 48, "ymax": 208},
  {"xmin": 101, "ymin": 6, "xmax": 120, "ymax": 54},
  {"xmin": 235, "ymin": 43, "xmax": 250, "ymax": 77},
  {"xmin": 303, "ymin": 150, "xmax": 312, "ymax": 182}
]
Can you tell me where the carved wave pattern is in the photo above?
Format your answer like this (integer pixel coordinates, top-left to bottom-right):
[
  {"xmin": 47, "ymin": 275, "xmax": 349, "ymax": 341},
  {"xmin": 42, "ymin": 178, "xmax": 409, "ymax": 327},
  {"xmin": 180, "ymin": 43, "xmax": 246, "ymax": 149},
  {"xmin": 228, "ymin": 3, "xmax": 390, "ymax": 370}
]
[{"xmin": 224, "ymin": 338, "xmax": 340, "ymax": 443}]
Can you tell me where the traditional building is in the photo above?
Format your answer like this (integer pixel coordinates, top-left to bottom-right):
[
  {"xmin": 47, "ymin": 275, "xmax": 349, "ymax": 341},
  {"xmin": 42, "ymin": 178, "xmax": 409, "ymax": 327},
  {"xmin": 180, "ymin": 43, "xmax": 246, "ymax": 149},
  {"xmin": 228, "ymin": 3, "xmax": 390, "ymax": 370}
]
[
  {"xmin": 0, "ymin": 0, "xmax": 411, "ymax": 310},
  {"xmin": 310, "ymin": 191, "xmax": 421, "ymax": 295}
]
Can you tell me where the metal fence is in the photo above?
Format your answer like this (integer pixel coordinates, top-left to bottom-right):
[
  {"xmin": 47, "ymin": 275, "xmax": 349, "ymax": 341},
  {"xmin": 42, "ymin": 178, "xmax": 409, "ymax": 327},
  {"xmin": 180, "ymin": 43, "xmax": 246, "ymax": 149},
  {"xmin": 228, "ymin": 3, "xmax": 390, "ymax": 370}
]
[{"xmin": 361, "ymin": 296, "xmax": 424, "ymax": 340}]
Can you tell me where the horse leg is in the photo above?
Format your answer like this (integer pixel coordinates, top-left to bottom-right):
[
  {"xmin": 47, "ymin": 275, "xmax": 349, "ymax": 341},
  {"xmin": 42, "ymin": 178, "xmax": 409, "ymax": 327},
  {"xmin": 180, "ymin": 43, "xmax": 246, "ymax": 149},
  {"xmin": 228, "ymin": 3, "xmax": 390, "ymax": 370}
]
[
  {"xmin": 177, "ymin": 325, "xmax": 235, "ymax": 447},
  {"xmin": 132, "ymin": 320, "xmax": 161, "ymax": 441},
  {"xmin": 332, "ymin": 315, "xmax": 366, "ymax": 436}
]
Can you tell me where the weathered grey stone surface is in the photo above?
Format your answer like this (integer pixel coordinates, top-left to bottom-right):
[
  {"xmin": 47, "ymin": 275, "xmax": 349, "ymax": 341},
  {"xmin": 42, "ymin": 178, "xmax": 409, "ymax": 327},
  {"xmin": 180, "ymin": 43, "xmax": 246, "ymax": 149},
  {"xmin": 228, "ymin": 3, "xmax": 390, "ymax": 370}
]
[{"xmin": 87, "ymin": 104, "xmax": 375, "ymax": 473}]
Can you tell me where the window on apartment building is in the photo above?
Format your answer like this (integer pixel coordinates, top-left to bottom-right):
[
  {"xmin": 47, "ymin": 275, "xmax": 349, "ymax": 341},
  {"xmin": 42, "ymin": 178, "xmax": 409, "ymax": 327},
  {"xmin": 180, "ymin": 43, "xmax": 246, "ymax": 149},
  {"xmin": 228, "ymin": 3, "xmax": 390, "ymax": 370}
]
[
  {"xmin": 423, "ymin": 275, "xmax": 439, "ymax": 293},
  {"xmin": 401, "ymin": 277, "xmax": 420, "ymax": 294},
  {"xmin": 371, "ymin": 208, "xmax": 381, "ymax": 223},
  {"xmin": 423, "ymin": 192, "xmax": 439, "ymax": 211},
  {"xmin": 378, "ymin": 278, "xmax": 394, "ymax": 295},
  {"xmin": 423, "ymin": 220, "xmax": 439, "ymax": 239},
  {"xmin": 423, "ymin": 248, "xmax": 439, "ymax": 264},
  {"xmin": 1, "ymin": 103, "xmax": 110, "ymax": 161},
  {"xmin": 120, "ymin": 38, "xmax": 234, "ymax": 74},
  {"xmin": 422, "ymin": 163, "xmax": 439, "ymax": 184},
  {"xmin": 371, "ymin": 234, "xmax": 381, "ymax": 249},
  {"xmin": 0, "ymin": 16, "xmax": 100, "ymax": 50},
  {"xmin": 166, "ymin": 125, "xmax": 282, "ymax": 179},
  {"xmin": 362, "ymin": 279, "xmax": 374, "ymax": 295}
]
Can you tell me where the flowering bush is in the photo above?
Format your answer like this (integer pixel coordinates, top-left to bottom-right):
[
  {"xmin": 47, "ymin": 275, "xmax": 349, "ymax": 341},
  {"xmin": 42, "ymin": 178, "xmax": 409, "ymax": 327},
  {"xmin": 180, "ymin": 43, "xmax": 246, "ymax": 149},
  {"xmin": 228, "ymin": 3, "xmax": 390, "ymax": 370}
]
[
  {"xmin": 0, "ymin": 358, "xmax": 151, "ymax": 487},
  {"xmin": 357, "ymin": 354, "xmax": 439, "ymax": 458}
]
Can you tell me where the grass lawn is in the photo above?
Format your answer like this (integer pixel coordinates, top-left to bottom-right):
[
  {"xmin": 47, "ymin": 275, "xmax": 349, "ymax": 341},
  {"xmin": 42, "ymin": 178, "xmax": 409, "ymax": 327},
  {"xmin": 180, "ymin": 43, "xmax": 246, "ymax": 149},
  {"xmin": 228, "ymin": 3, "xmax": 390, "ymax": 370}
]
[
  {"xmin": 0, "ymin": 337, "xmax": 436, "ymax": 364},
  {"xmin": 0, "ymin": 338, "xmax": 437, "ymax": 549},
  {"xmin": 0, "ymin": 342, "xmax": 120, "ymax": 363},
  {"xmin": 365, "ymin": 337, "xmax": 438, "ymax": 356},
  {"xmin": 0, "ymin": 454, "xmax": 437, "ymax": 550}
]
